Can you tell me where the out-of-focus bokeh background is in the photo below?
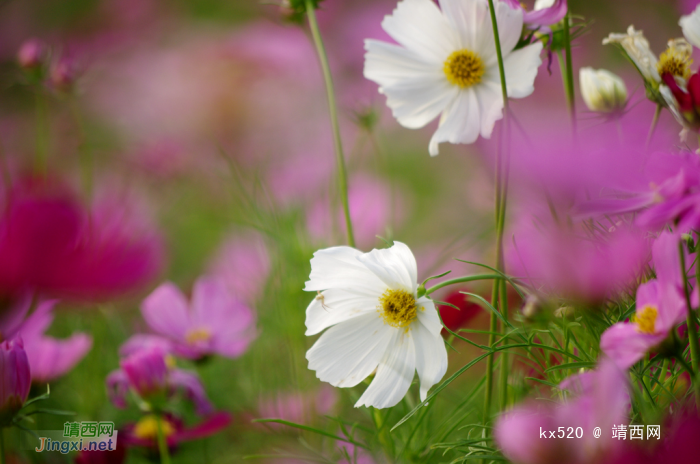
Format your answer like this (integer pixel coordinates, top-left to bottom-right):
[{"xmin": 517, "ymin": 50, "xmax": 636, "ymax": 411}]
[{"xmin": 0, "ymin": 0, "xmax": 694, "ymax": 462}]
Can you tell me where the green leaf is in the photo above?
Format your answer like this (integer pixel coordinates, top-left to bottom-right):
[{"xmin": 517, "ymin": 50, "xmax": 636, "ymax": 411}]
[{"xmin": 544, "ymin": 362, "xmax": 597, "ymax": 373}]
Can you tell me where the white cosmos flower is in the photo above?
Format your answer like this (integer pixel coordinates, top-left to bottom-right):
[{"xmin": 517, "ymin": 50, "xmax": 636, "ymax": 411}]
[
  {"xmin": 363, "ymin": 0, "xmax": 543, "ymax": 156},
  {"xmin": 304, "ymin": 242, "xmax": 447, "ymax": 409}
]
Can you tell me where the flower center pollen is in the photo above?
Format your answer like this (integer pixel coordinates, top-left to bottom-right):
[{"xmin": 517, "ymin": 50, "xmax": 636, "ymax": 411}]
[
  {"xmin": 133, "ymin": 415, "xmax": 176, "ymax": 440},
  {"xmin": 186, "ymin": 328, "xmax": 212, "ymax": 345},
  {"xmin": 635, "ymin": 305, "xmax": 658, "ymax": 334},
  {"xmin": 444, "ymin": 50, "xmax": 485, "ymax": 88},
  {"xmin": 378, "ymin": 289, "xmax": 419, "ymax": 329},
  {"xmin": 658, "ymin": 41, "xmax": 693, "ymax": 80}
]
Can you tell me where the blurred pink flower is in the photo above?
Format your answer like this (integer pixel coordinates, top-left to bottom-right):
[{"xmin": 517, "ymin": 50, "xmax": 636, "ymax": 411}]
[
  {"xmin": 575, "ymin": 151, "xmax": 700, "ymax": 234},
  {"xmin": 307, "ymin": 174, "xmax": 402, "ymax": 248},
  {"xmin": 506, "ymin": 217, "xmax": 649, "ymax": 303},
  {"xmin": 106, "ymin": 346, "xmax": 213, "ymax": 415},
  {"xmin": 122, "ymin": 411, "xmax": 231, "ymax": 449},
  {"xmin": 0, "ymin": 339, "xmax": 30, "ymax": 424},
  {"xmin": 207, "ymin": 233, "xmax": 270, "ymax": 305},
  {"xmin": 0, "ymin": 296, "xmax": 92, "ymax": 383},
  {"xmin": 601, "ymin": 232, "xmax": 690, "ymax": 369},
  {"xmin": 0, "ymin": 177, "xmax": 164, "ymax": 301},
  {"xmin": 495, "ymin": 359, "xmax": 629, "ymax": 464},
  {"xmin": 138, "ymin": 277, "xmax": 257, "ymax": 359},
  {"xmin": 257, "ymin": 384, "xmax": 337, "ymax": 429},
  {"xmin": 16, "ymin": 38, "xmax": 46, "ymax": 69}
]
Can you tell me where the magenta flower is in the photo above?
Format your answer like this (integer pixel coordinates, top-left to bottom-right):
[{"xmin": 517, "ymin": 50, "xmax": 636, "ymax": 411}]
[
  {"xmin": 601, "ymin": 232, "xmax": 690, "ymax": 370},
  {"xmin": 0, "ymin": 339, "xmax": 30, "ymax": 425},
  {"xmin": 207, "ymin": 233, "xmax": 270, "ymax": 305},
  {"xmin": 502, "ymin": 0, "xmax": 567, "ymax": 27},
  {"xmin": 575, "ymin": 151, "xmax": 700, "ymax": 234},
  {"xmin": 0, "ymin": 296, "xmax": 92, "ymax": 383},
  {"xmin": 506, "ymin": 218, "xmax": 649, "ymax": 303},
  {"xmin": 122, "ymin": 411, "xmax": 231, "ymax": 449},
  {"xmin": 495, "ymin": 359, "xmax": 629, "ymax": 464},
  {"xmin": 137, "ymin": 277, "xmax": 256, "ymax": 360},
  {"xmin": 307, "ymin": 174, "xmax": 403, "ymax": 249},
  {"xmin": 17, "ymin": 38, "xmax": 47, "ymax": 69},
  {"xmin": 106, "ymin": 347, "xmax": 213, "ymax": 415},
  {"xmin": 0, "ymin": 178, "xmax": 164, "ymax": 301}
]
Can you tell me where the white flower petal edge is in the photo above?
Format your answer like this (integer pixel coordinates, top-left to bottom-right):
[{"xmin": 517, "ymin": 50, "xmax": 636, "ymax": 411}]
[
  {"xmin": 680, "ymin": 5, "xmax": 700, "ymax": 50},
  {"xmin": 364, "ymin": 0, "xmax": 543, "ymax": 156},
  {"xmin": 304, "ymin": 242, "xmax": 448, "ymax": 409}
]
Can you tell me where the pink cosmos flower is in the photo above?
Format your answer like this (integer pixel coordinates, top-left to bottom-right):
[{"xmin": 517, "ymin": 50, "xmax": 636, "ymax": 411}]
[
  {"xmin": 0, "ymin": 178, "xmax": 164, "ymax": 301},
  {"xmin": 506, "ymin": 217, "xmax": 649, "ymax": 303},
  {"xmin": 575, "ymin": 151, "xmax": 700, "ymax": 234},
  {"xmin": 0, "ymin": 339, "xmax": 30, "ymax": 424},
  {"xmin": 106, "ymin": 347, "xmax": 212, "ymax": 415},
  {"xmin": 601, "ymin": 232, "xmax": 690, "ymax": 370},
  {"xmin": 0, "ymin": 296, "xmax": 92, "ymax": 383},
  {"xmin": 207, "ymin": 233, "xmax": 270, "ymax": 305},
  {"xmin": 257, "ymin": 384, "xmax": 337, "ymax": 429},
  {"xmin": 132, "ymin": 277, "xmax": 257, "ymax": 360},
  {"xmin": 17, "ymin": 38, "xmax": 46, "ymax": 69},
  {"xmin": 495, "ymin": 359, "xmax": 629, "ymax": 464},
  {"xmin": 121, "ymin": 411, "xmax": 231, "ymax": 449},
  {"xmin": 502, "ymin": 0, "xmax": 567, "ymax": 27},
  {"xmin": 307, "ymin": 174, "xmax": 403, "ymax": 249}
]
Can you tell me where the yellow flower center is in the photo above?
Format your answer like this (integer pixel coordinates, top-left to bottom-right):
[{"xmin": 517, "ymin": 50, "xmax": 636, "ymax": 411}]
[
  {"xmin": 185, "ymin": 328, "xmax": 212, "ymax": 345},
  {"xmin": 658, "ymin": 42, "xmax": 693, "ymax": 80},
  {"xmin": 133, "ymin": 415, "xmax": 176, "ymax": 440},
  {"xmin": 378, "ymin": 289, "xmax": 420, "ymax": 329},
  {"xmin": 634, "ymin": 305, "xmax": 658, "ymax": 334},
  {"xmin": 444, "ymin": 50, "xmax": 485, "ymax": 88}
]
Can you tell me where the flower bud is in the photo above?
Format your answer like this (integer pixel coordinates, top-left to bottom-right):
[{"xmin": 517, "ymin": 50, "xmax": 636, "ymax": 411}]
[
  {"xmin": 17, "ymin": 38, "xmax": 47, "ymax": 70},
  {"xmin": 0, "ymin": 339, "xmax": 31, "ymax": 425},
  {"xmin": 121, "ymin": 348, "xmax": 168, "ymax": 399},
  {"xmin": 579, "ymin": 67, "xmax": 628, "ymax": 114}
]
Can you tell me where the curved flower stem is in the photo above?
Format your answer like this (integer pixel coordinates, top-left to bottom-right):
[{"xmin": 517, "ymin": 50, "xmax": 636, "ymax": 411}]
[
  {"xmin": 646, "ymin": 104, "xmax": 662, "ymax": 149},
  {"xmin": 155, "ymin": 414, "xmax": 172, "ymax": 464},
  {"xmin": 305, "ymin": 0, "xmax": 356, "ymax": 248},
  {"xmin": 425, "ymin": 274, "xmax": 500, "ymax": 295},
  {"xmin": 562, "ymin": 12, "xmax": 577, "ymax": 135},
  {"xmin": 484, "ymin": 0, "xmax": 511, "ymax": 425},
  {"xmin": 678, "ymin": 242, "xmax": 700, "ymax": 408}
]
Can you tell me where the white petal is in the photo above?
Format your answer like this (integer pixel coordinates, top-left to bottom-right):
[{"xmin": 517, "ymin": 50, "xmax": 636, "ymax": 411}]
[
  {"xmin": 680, "ymin": 6, "xmax": 700, "ymax": 50},
  {"xmin": 474, "ymin": 80, "xmax": 504, "ymax": 138},
  {"xmin": 429, "ymin": 88, "xmax": 480, "ymax": 156},
  {"xmin": 304, "ymin": 246, "xmax": 385, "ymax": 295},
  {"xmin": 474, "ymin": 0, "xmax": 525, "ymax": 66},
  {"xmin": 305, "ymin": 288, "xmax": 380, "ymax": 336},
  {"xmin": 413, "ymin": 315, "xmax": 448, "ymax": 401},
  {"xmin": 381, "ymin": 0, "xmax": 458, "ymax": 63},
  {"xmin": 416, "ymin": 298, "xmax": 443, "ymax": 334},
  {"xmin": 355, "ymin": 330, "xmax": 416, "ymax": 408},
  {"xmin": 357, "ymin": 241, "xmax": 418, "ymax": 292},
  {"xmin": 502, "ymin": 42, "xmax": 543, "ymax": 98},
  {"xmin": 439, "ymin": 0, "xmax": 490, "ymax": 51},
  {"xmin": 306, "ymin": 312, "xmax": 394, "ymax": 388},
  {"xmin": 364, "ymin": 40, "xmax": 456, "ymax": 129}
]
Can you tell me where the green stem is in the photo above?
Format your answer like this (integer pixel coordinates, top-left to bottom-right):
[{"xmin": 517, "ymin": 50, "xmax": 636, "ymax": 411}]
[
  {"xmin": 498, "ymin": 275, "xmax": 510, "ymax": 410},
  {"xmin": 484, "ymin": 0, "xmax": 511, "ymax": 425},
  {"xmin": 426, "ymin": 274, "xmax": 500, "ymax": 295},
  {"xmin": 646, "ymin": 104, "xmax": 662, "ymax": 149},
  {"xmin": 562, "ymin": 12, "xmax": 577, "ymax": 135},
  {"xmin": 305, "ymin": 0, "xmax": 355, "ymax": 248},
  {"xmin": 70, "ymin": 100, "xmax": 92, "ymax": 198},
  {"xmin": 0, "ymin": 428, "xmax": 5, "ymax": 464},
  {"xmin": 371, "ymin": 407, "xmax": 395, "ymax": 459},
  {"xmin": 678, "ymin": 242, "xmax": 700, "ymax": 408},
  {"xmin": 34, "ymin": 90, "xmax": 49, "ymax": 176},
  {"xmin": 156, "ymin": 414, "xmax": 172, "ymax": 464}
]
